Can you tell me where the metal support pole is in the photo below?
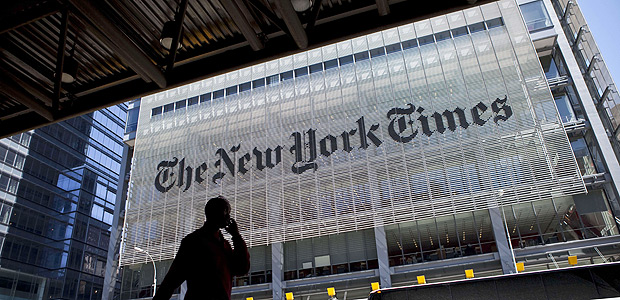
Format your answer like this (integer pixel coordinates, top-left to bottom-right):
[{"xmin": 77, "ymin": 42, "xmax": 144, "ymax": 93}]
[
  {"xmin": 572, "ymin": 26, "xmax": 587, "ymax": 48},
  {"xmin": 165, "ymin": 0, "xmax": 189, "ymax": 74},
  {"xmin": 561, "ymin": 0, "xmax": 573, "ymax": 22},
  {"xmin": 548, "ymin": 253, "xmax": 559, "ymax": 269},
  {"xmin": 586, "ymin": 54, "xmax": 598, "ymax": 75},
  {"xmin": 145, "ymin": 251, "xmax": 157, "ymax": 296},
  {"xmin": 52, "ymin": 7, "xmax": 69, "ymax": 113},
  {"xmin": 599, "ymin": 86, "xmax": 611, "ymax": 104},
  {"xmin": 134, "ymin": 246, "xmax": 157, "ymax": 296},
  {"xmin": 594, "ymin": 247, "xmax": 609, "ymax": 263}
]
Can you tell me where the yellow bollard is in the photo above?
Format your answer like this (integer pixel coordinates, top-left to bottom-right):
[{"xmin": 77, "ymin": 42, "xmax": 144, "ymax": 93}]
[
  {"xmin": 371, "ymin": 282, "xmax": 380, "ymax": 291},
  {"xmin": 516, "ymin": 262, "xmax": 525, "ymax": 272},
  {"xmin": 465, "ymin": 269, "xmax": 474, "ymax": 279},
  {"xmin": 417, "ymin": 275, "xmax": 426, "ymax": 284},
  {"xmin": 568, "ymin": 255, "xmax": 578, "ymax": 266},
  {"xmin": 286, "ymin": 292, "xmax": 294, "ymax": 300},
  {"xmin": 327, "ymin": 287, "xmax": 336, "ymax": 297},
  {"xmin": 246, "ymin": 298, "xmax": 253, "ymax": 300}
]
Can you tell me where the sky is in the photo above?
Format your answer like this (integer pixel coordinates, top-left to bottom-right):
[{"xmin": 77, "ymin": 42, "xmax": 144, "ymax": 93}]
[{"xmin": 578, "ymin": 0, "xmax": 620, "ymax": 84}]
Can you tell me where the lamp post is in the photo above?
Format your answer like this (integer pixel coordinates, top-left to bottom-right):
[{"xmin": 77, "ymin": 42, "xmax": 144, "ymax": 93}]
[{"xmin": 134, "ymin": 246, "xmax": 157, "ymax": 296}]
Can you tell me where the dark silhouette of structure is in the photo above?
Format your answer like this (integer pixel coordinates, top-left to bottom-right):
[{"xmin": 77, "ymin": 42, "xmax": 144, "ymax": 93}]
[{"xmin": 153, "ymin": 196, "xmax": 250, "ymax": 300}]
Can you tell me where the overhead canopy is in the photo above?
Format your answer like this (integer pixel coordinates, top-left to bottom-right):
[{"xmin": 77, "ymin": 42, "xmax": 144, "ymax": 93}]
[{"xmin": 0, "ymin": 0, "xmax": 491, "ymax": 139}]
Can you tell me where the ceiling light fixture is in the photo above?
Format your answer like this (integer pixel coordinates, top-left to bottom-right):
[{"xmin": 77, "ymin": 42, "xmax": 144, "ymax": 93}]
[
  {"xmin": 160, "ymin": 21, "xmax": 182, "ymax": 50},
  {"xmin": 61, "ymin": 56, "xmax": 78, "ymax": 84},
  {"xmin": 291, "ymin": 0, "xmax": 312, "ymax": 12}
]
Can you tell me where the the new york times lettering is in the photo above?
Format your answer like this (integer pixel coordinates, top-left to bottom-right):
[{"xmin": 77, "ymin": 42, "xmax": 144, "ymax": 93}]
[
  {"xmin": 154, "ymin": 157, "xmax": 208, "ymax": 193},
  {"xmin": 154, "ymin": 96, "xmax": 512, "ymax": 193},
  {"xmin": 387, "ymin": 96, "xmax": 511, "ymax": 142}
]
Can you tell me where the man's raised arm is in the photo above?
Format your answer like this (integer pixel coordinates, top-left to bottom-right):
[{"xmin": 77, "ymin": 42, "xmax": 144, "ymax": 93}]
[{"xmin": 225, "ymin": 219, "xmax": 250, "ymax": 276}]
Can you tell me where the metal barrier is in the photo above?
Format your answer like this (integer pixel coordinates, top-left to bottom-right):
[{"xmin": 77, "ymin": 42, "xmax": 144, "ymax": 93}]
[{"xmin": 368, "ymin": 261, "xmax": 620, "ymax": 300}]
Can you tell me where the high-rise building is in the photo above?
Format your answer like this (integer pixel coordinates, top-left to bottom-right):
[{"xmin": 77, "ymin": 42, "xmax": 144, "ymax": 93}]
[
  {"xmin": 118, "ymin": 0, "xmax": 620, "ymax": 299},
  {"xmin": 0, "ymin": 104, "xmax": 128, "ymax": 299}
]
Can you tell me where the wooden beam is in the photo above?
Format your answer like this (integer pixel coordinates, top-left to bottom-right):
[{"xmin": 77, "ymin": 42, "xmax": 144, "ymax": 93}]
[
  {"xmin": 0, "ymin": 108, "xmax": 32, "ymax": 121},
  {"xmin": 247, "ymin": 0, "xmax": 290, "ymax": 36},
  {"xmin": 0, "ymin": 1, "xmax": 59, "ymax": 35},
  {"xmin": 221, "ymin": 0, "xmax": 264, "ymax": 51},
  {"xmin": 0, "ymin": 64, "xmax": 54, "ymax": 106},
  {"xmin": 68, "ymin": 0, "xmax": 167, "ymax": 88},
  {"xmin": 273, "ymin": 0, "xmax": 308, "ymax": 49},
  {"xmin": 0, "ymin": 75, "xmax": 53, "ymax": 121}
]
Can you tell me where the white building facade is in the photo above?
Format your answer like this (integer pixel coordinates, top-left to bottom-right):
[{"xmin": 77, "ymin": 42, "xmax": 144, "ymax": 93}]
[{"xmin": 116, "ymin": 0, "xmax": 620, "ymax": 299}]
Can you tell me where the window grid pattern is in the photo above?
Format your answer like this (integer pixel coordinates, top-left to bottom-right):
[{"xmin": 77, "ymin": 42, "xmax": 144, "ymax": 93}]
[
  {"xmin": 149, "ymin": 19, "xmax": 505, "ymax": 118},
  {"xmin": 122, "ymin": 0, "xmax": 585, "ymax": 266}
]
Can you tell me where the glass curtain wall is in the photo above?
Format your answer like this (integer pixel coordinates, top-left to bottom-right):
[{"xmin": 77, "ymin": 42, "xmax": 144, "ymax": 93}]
[
  {"xmin": 386, "ymin": 210, "xmax": 495, "ymax": 267},
  {"xmin": 283, "ymin": 229, "xmax": 377, "ymax": 280},
  {"xmin": 504, "ymin": 195, "xmax": 618, "ymax": 249},
  {"xmin": 0, "ymin": 105, "xmax": 126, "ymax": 300}
]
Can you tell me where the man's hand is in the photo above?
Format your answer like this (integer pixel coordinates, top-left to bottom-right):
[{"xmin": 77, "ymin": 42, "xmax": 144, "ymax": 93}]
[{"xmin": 225, "ymin": 218, "xmax": 241, "ymax": 237}]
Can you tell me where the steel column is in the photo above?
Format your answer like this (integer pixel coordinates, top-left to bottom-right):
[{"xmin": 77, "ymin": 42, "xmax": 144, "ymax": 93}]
[
  {"xmin": 374, "ymin": 226, "xmax": 392, "ymax": 288},
  {"xmin": 271, "ymin": 242, "xmax": 284, "ymax": 300},
  {"xmin": 102, "ymin": 144, "xmax": 131, "ymax": 300},
  {"xmin": 52, "ymin": 7, "xmax": 69, "ymax": 113},
  {"xmin": 489, "ymin": 207, "xmax": 517, "ymax": 274}
]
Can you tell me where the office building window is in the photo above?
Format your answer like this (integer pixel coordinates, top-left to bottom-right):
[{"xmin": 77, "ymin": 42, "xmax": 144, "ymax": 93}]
[
  {"xmin": 233, "ymin": 245, "xmax": 272, "ymax": 287},
  {"xmin": 505, "ymin": 195, "xmax": 618, "ymax": 250},
  {"xmin": 554, "ymin": 95, "xmax": 577, "ymax": 123},
  {"xmin": 283, "ymin": 229, "xmax": 377, "ymax": 280},
  {"xmin": 125, "ymin": 106, "xmax": 139, "ymax": 134},
  {"xmin": 571, "ymin": 138, "xmax": 598, "ymax": 175},
  {"xmin": 386, "ymin": 211, "xmax": 495, "ymax": 267},
  {"xmin": 520, "ymin": 0, "xmax": 553, "ymax": 32}
]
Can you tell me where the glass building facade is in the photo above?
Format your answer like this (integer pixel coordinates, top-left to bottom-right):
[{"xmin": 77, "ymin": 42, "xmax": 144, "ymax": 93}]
[
  {"xmin": 0, "ymin": 105, "xmax": 127, "ymax": 299},
  {"xmin": 118, "ymin": 0, "xmax": 620, "ymax": 299}
]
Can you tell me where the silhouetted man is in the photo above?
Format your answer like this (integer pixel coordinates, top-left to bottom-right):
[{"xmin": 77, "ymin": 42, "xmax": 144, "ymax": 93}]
[{"xmin": 153, "ymin": 196, "xmax": 250, "ymax": 300}]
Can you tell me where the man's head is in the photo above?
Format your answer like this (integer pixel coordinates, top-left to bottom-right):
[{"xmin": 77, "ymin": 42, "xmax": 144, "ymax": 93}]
[{"xmin": 205, "ymin": 196, "xmax": 231, "ymax": 229}]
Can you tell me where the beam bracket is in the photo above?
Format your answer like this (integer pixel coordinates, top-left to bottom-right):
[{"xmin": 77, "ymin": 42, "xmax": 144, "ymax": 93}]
[
  {"xmin": 586, "ymin": 54, "xmax": 599, "ymax": 75},
  {"xmin": 376, "ymin": 0, "xmax": 390, "ymax": 16},
  {"xmin": 273, "ymin": 0, "xmax": 308, "ymax": 49},
  {"xmin": 247, "ymin": 0, "xmax": 290, "ymax": 37},
  {"xmin": 165, "ymin": 0, "xmax": 189, "ymax": 75},
  {"xmin": 220, "ymin": 0, "xmax": 264, "ymax": 52},
  {"xmin": 572, "ymin": 26, "xmax": 587, "ymax": 49}
]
